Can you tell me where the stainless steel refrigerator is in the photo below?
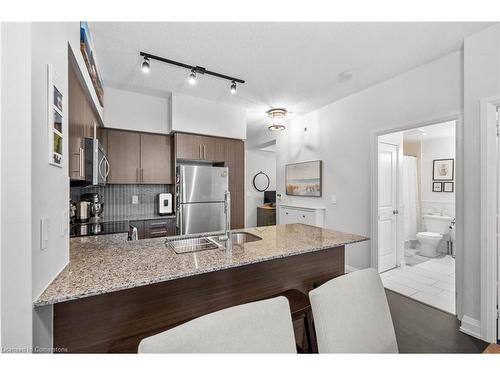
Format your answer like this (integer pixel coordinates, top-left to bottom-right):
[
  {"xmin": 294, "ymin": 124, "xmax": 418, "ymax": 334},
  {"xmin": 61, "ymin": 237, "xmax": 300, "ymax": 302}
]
[{"xmin": 176, "ymin": 165, "xmax": 229, "ymax": 235}]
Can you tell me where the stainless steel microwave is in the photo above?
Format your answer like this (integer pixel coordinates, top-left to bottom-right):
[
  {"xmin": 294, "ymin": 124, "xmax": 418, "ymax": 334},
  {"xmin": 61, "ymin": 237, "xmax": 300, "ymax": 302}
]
[{"xmin": 84, "ymin": 138, "xmax": 109, "ymax": 186}]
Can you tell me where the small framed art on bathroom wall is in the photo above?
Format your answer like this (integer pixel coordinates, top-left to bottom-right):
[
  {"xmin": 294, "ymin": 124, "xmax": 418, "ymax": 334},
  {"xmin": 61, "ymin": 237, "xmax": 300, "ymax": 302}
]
[{"xmin": 432, "ymin": 182, "xmax": 442, "ymax": 192}]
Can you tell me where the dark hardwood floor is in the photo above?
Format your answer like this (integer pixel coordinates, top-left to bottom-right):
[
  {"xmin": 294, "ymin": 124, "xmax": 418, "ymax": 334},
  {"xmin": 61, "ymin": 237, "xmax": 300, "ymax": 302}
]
[{"xmin": 386, "ymin": 289, "xmax": 489, "ymax": 353}]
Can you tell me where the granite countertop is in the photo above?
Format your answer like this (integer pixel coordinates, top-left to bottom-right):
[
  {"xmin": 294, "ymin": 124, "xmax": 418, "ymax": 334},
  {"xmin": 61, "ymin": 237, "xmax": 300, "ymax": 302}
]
[{"xmin": 34, "ymin": 224, "xmax": 368, "ymax": 307}]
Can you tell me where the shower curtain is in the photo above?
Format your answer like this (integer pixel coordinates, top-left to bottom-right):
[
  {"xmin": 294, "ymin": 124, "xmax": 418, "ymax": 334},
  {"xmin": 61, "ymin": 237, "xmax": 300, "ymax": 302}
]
[{"xmin": 403, "ymin": 156, "xmax": 419, "ymax": 241}]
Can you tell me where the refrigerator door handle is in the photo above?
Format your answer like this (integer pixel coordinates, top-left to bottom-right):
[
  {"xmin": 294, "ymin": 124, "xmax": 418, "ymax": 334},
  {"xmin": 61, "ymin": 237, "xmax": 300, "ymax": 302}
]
[{"xmin": 178, "ymin": 205, "xmax": 183, "ymax": 235}]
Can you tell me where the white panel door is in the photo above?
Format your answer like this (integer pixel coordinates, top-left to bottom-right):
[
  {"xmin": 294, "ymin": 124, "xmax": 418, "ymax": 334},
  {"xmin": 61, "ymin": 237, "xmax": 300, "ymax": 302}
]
[{"xmin": 378, "ymin": 142, "xmax": 398, "ymax": 273}]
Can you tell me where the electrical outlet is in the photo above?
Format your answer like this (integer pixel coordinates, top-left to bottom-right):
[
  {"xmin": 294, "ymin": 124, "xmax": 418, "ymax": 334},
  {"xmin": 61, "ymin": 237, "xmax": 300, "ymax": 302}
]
[
  {"xmin": 40, "ymin": 217, "xmax": 50, "ymax": 250},
  {"xmin": 132, "ymin": 195, "xmax": 139, "ymax": 205}
]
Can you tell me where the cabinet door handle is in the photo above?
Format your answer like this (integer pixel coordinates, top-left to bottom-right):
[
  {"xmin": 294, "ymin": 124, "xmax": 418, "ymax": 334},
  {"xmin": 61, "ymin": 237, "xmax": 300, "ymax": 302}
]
[
  {"xmin": 150, "ymin": 230, "xmax": 168, "ymax": 236},
  {"xmin": 80, "ymin": 147, "xmax": 84, "ymax": 177},
  {"xmin": 149, "ymin": 222, "xmax": 169, "ymax": 227},
  {"xmin": 199, "ymin": 144, "xmax": 202, "ymax": 159},
  {"xmin": 136, "ymin": 168, "xmax": 139, "ymax": 183},
  {"xmin": 141, "ymin": 168, "xmax": 144, "ymax": 183},
  {"xmin": 203, "ymin": 145, "xmax": 206, "ymax": 159}
]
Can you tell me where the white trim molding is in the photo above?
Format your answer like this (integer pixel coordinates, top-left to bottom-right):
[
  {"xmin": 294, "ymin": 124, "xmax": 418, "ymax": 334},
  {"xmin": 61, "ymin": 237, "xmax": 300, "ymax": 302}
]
[
  {"xmin": 479, "ymin": 96, "xmax": 500, "ymax": 343},
  {"xmin": 460, "ymin": 315, "xmax": 482, "ymax": 339},
  {"xmin": 345, "ymin": 265, "xmax": 360, "ymax": 273}
]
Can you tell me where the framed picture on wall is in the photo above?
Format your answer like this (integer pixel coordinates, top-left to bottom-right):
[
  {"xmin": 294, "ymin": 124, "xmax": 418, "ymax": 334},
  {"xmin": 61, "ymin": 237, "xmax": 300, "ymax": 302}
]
[
  {"xmin": 47, "ymin": 64, "xmax": 63, "ymax": 168},
  {"xmin": 443, "ymin": 181, "xmax": 454, "ymax": 193},
  {"xmin": 285, "ymin": 160, "xmax": 322, "ymax": 197},
  {"xmin": 432, "ymin": 182, "xmax": 442, "ymax": 192},
  {"xmin": 433, "ymin": 158, "xmax": 454, "ymax": 181}
]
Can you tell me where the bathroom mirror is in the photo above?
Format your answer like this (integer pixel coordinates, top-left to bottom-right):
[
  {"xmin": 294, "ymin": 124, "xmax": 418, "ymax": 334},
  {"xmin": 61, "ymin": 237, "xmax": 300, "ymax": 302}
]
[{"xmin": 253, "ymin": 171, "xmax": 270, "ymax": 192}]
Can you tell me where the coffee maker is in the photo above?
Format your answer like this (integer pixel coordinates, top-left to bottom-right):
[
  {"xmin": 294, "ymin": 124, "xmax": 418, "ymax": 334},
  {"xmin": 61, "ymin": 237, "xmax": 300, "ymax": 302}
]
[{"xmin": 80, "ymin": 193, "xmax": 104, "ymax": 222}]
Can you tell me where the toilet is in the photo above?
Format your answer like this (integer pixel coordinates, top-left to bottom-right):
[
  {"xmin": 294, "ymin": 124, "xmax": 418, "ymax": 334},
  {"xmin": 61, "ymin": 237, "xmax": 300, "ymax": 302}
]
[{"xmin": 416, "ymin": 215, "xmax": 453, "ymax": 257}]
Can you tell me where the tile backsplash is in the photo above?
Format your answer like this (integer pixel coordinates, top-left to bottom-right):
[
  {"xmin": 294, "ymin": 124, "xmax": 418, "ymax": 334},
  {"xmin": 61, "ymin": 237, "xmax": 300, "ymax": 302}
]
[{"xmin": 70, "ymin": 184, "xmax": 173, "ymax": 219}]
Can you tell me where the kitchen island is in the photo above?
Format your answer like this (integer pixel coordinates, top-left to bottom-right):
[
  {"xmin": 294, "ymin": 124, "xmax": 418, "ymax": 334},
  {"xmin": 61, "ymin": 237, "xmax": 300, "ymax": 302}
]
[{"xmin": 35, "ymin": 223, "xmax": 367, "ymax": 353}]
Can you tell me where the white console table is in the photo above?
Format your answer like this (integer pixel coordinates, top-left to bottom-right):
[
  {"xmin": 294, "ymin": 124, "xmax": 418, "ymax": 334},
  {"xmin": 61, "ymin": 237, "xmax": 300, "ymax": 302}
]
[{"xmin": 278, "ymin": 204, "xmax": 326, "ymax": 227}]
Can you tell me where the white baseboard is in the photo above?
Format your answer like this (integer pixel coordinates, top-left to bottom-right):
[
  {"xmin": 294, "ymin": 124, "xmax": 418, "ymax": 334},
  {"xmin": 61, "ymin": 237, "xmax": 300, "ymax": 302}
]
[
  {"xmin": 345, "ymin": 265, "xmax": 359, "ymax": 273},
  {"xmin": 459, "ymin": 315, "xmax": 482, "ymax": 339}
]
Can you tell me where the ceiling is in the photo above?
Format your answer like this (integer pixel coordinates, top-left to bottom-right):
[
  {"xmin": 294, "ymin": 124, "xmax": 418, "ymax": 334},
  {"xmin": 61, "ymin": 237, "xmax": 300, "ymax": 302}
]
[
  {"xmin": 403, "ymin": 121, "xmax": 456, "ymax": 142},
  {"xmin": 89, "ymin": 22, "xmax": 490, "ymax": 134}
]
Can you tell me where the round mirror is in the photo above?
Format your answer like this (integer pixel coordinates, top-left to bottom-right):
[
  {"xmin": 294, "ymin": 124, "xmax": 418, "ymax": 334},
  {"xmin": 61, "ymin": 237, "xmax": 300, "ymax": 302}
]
[{"xmin": 253, "ymin": 171, "xmax": 270, "ymax": 192}]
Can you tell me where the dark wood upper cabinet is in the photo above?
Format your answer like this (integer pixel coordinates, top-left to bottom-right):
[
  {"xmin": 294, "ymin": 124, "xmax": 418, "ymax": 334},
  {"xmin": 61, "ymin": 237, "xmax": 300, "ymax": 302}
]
[
  {"xmin": 174, "ymin": 133, "xmax": 225, "ymax": 162},
  {"xmin": 68, "ymin": 66, "xmax": 100, "ymax": 181},
  {"xmin": 106, "ymin": 129, "xmax": 173, "ymax": 185},
  {"xmin": 106, "ymin": 129, "xmax": 141, "ymax": 184},
  {"xmin": 175, "ymin": 133, "xmax": 203, "ymax": 160},
  {"xmin": 140, "ymin": 133, "xmax": 172, "ymax": 184}
]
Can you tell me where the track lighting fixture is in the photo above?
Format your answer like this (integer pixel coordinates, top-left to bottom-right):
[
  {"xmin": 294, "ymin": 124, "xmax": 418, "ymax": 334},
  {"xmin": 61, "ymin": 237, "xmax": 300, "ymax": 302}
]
[
  {"xmin": 139, "ymin": 52, "xmax": 245, "ymax": 92},
  {"xmin": 188, "ymin": 70, "xmax": 197, "ymax": 85},
  {"xmin": 141, "ymin": 57, "xmax": 150, "ymax": 73}
]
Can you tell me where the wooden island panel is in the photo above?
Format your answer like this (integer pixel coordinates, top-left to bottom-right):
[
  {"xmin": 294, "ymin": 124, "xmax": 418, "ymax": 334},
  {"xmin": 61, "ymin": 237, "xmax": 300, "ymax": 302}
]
[{"xmin": 53, "ymin": 245, "xmax": 345, "ymax": 353}]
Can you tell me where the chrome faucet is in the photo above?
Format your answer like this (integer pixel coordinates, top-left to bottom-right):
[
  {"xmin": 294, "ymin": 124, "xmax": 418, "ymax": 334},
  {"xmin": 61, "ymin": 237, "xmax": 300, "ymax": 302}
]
[{"xmin": 219, "ymin": 191, "xmax": 231, "ymax": 242}]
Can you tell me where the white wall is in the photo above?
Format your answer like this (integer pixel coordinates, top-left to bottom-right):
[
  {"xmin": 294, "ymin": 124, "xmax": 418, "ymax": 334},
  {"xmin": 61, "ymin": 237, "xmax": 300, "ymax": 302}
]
[
  {"xmin": 171, "ymin": 94, "xmax": 246, "ymax": 139},
  {"xmin": 276, "ymin": 50, "xmax": 463, "ymax": 270},
  {"xmin": 1, "ymin": 22, "xmax": 103, "ymax": 352},
  {"xmin": 462, "ymin": 24, "xmax": 500, "ymax": 327},
  {"xmin": 245, "ymin": 149, "xmax": 276, "ymax": 227},
  {"xmin": 421, "ymin": 133, "xmax": 456, "ymax": 217},
  {"xmin": 1, "ymin": 22, "xmax": 33, "ymax": 351},
  {"xmin": 31, "ymin": 22, "xmax": 74, "ymax": 304},
  {"xmin": 104, "ymin": 87, "xmax": 170, "ymax": 134}
]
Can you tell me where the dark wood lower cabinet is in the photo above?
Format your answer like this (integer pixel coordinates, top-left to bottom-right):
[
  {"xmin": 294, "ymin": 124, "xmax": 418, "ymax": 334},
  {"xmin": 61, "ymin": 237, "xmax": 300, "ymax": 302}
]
[
  {"xmin": 257, "ymin": 206, "xmax": 276, "ymax": 226},
  {"xmin": 143, "ymin": 218, "xmax": 176, "ymax": 238},
  {"xmin": 129, "ymin": 218, "xmax": 176, "ymax": 240},
  {"xmin": 53, "ymin": 246, "xmax": 345, "ymax": 353}
]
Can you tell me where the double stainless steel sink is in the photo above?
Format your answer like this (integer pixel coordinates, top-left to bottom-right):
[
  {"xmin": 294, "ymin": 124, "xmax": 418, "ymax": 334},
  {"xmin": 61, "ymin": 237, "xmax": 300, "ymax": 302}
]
[{"xmin": 166, "ymin": 232, "xmax": 262, "ymax": 254}]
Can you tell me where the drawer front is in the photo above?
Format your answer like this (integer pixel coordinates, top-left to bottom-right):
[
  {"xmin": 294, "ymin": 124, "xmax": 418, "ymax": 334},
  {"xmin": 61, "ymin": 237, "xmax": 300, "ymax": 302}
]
[
  {"xmin": 144, "ymin": 219, "xmax": 176, "ymax": 238},
  {"xmin": 280, "ymin": 208, "xmax": 314, "ymax": 225},
  {"xmin": 280, "ymin": 208, "xmax": 298, "ymax": 224},
  {"xmin": 296, "ymin": 210, "xmax": 314, "ymax": 225}
]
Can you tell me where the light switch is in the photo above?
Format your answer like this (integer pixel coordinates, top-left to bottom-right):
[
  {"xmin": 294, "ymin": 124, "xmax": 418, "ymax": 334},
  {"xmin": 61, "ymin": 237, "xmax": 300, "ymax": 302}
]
[
  {"xmin": 331, "ymin": 194, "xmax": 337, "ymax": 205},
  {"xmin": 132, "ymin": 195, "xmax": 139, "ymax": 204},
  {"xmin": 40, "ymin": 217, "xmax": 50, "ymax": 250}
]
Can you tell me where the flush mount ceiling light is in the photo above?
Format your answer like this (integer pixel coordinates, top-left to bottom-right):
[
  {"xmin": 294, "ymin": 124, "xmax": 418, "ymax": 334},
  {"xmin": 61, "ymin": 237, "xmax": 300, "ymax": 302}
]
[
  {"xmin": 267, "ymin": 108, "xmax": 287, "ymax": 131},
  {"xmin": 139, "ymin": 51, "xmax": 245, "ymax": 94},
  {"xmin": 141, "ymin": 56, "xmax": 150, "ymax": 74}
]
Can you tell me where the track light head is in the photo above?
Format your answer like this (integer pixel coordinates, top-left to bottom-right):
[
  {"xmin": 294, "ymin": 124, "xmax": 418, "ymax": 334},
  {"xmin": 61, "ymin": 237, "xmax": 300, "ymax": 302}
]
[
  {"xmin": 188, "ymin": 70, "xmax": 197, "ymax": 85},
  {"xmin": 141, "ymin": 57, "xmax": 150, "ymax": 74},
  {"xmin": 230, "ymin": 81, "xmax": 237, "ymax": 94}
]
